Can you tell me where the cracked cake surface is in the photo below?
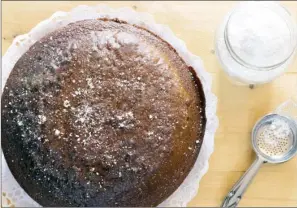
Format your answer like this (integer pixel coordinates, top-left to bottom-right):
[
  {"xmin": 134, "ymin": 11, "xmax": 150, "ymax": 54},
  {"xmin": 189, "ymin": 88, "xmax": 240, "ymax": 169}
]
[{"xmin": 1, "ymin": 19, "xmax": 206, "ymax": 207}]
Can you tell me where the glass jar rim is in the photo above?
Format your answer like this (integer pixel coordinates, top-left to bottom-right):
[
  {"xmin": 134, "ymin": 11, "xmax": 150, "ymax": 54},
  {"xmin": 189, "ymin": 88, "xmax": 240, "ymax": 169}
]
[{"xmin": 224, "ymin": 2, "xmax": 297, "ymax": 71}]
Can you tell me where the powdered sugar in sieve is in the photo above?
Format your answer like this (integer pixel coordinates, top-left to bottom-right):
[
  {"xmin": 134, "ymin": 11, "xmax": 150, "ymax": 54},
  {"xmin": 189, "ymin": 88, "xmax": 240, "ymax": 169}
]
[
  {"xmin": 252, "ymin": 114, "xmax": 297, "ymax": 162},
  {"xmin": 256, "ymin": 119, "xmax": 293, "ymax": 157}
]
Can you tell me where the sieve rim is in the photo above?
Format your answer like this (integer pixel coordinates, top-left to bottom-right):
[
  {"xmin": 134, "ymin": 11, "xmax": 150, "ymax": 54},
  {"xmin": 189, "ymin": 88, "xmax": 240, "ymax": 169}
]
[{"xmin": 251, "ymin": 113, "xmax": 297, "ymax": 163}]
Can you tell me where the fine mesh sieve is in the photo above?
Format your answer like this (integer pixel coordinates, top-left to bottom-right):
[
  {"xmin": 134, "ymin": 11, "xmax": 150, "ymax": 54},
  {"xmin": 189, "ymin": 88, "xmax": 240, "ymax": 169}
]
[
  {"xmin": 252, "ymin": 114, "xmax": 297, "ymax": 163},
  {"xmin": 222, "ymin": 113, "xmax": 297, "ymax": 207}
]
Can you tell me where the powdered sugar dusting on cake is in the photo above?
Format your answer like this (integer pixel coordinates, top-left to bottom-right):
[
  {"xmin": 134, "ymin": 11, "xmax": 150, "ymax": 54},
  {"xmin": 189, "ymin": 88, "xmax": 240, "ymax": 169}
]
[
  {"xmin": 2, "ymin": 19, "xmax": 205, "ymax": 206},
  {"xmin": 116, "ymin": 32, "xmax": 139, "ymax": 45}
]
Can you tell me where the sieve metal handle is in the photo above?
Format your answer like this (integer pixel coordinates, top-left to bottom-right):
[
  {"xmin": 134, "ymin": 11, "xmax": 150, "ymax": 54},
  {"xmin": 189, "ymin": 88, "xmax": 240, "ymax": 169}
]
[{"xmin": 221, "ymin": 156, "xmax": 265, "ymax": 207}]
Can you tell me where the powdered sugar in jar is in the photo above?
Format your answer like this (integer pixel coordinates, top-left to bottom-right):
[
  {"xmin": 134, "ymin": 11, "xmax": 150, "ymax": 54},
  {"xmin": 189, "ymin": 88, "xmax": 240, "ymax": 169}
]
[{"xmin": 215, "ymin": 2, "xmax": 297, "ymax": 85}]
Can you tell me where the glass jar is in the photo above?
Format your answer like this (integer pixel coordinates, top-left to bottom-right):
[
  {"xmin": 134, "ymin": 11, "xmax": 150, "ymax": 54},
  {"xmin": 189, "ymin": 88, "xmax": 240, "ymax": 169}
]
[{"xmin": 215, "ymin": 2, "xmax": 297, "ymax": 85}]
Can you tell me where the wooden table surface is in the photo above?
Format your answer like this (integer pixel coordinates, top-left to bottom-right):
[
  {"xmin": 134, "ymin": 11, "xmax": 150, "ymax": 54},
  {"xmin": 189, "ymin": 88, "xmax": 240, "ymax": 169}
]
[{"xmin": 2, "ymin": 1, "xmax": 297, "ymax": 207}]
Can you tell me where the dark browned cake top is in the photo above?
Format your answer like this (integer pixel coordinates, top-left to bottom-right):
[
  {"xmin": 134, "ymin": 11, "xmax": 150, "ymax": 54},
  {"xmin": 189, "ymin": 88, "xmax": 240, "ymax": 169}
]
[{"xmin": 1, "ymin": 19, "xmax": 206, "ymax": 207}]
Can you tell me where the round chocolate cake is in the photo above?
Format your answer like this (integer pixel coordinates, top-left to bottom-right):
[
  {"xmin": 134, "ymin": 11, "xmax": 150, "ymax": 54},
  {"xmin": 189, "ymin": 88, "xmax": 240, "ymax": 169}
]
[{"xmin": 1, "ymin": 19, "xmax": 206, "ymax": 207}]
